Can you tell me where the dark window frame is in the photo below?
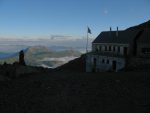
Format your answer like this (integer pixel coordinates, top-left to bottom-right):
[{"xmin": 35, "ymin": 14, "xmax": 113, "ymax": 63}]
[
  {"xmin": 118, "ymin": 46, "xmax": 120, "ymax": 53},
  {"xmin": 109, "ymin": 46, "xmax": 111, "ymax": 51},
  {"xmin": 107, "ymin": 59, "xmax": 109, "ymax": 64},
  {"xmin": 105, "ymin": 46, "xmax": 107, "ymax": 51},
  {"xmin": 113, "ymin": 46, "xmax": 115, "ymax": 51},
  {"xmin": 102, "ymin": 59, "xmax": 105, "ymax": 63},
  {"xmin": 99, "ymin": 46, "xmax": 101, "ymax": 51},
  {"xmin": 95, "ymin": 47, "xmax": 98, "ymax": 52}
]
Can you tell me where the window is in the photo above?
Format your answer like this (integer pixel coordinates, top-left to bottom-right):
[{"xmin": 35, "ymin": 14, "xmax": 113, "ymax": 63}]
[
  {"xmin": 95, "ymin": 47, "xmax": 98, "ymax": 52},
  {"xmin": 95, "ymin": 45, "xmax": 100, "ymax": 52},
  {"xmin": 107, "ymin": 59, "xmax": 109, "ymax": 64},
  {"xmin": 113, "ymin": 46, "xmax": 115, "ymax": 51},
  {"xmin": 99, "ymin": 46, "xmax": 101, "ymax": 51},
  {"xmin": 102, "ymin": 59, "xmax": 105, "ymax": 63},
  {"xmin": 124, "ymin": 47, "xmax": 128, "ymax": 56},
  {"xmin": 118, "ymin": 46, "xmax": 120, "ymax": 53},
  {"xmin": 93, "ymin": 58, "xmax": 97, "ymax": 66},
  {"xmin": 105, "ymin": 46, "xmax": 107, "ymax": 51},
  {"xmin": 94, "ymin": 45, "xmax": 97, "ymax": 52},
  {"xmin": 109, "ymin": 46, "xmax": 111, "ymax": 51}
]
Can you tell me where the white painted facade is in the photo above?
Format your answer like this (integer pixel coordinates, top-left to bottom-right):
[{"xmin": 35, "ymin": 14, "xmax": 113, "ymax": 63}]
[
  {"xmin": 86, "ymin": 54, "xmax": 126, "ymax": 72},
  {"xmin": 86, "ymin": 43, "xmax": 129, "ymax": 72}
]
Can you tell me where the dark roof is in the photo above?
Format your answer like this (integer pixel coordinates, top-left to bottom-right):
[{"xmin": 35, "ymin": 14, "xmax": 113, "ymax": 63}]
[
  {"xmin": 137, "ymin": 28, "xmax": 150, "ymax": 43},
  {"xmin": 92, "ymin": 30, "xmax": 140, "ymax": 44},
  {"xmin": 126, "ymin": 20, "xmax": 150, "ymax": 30}
]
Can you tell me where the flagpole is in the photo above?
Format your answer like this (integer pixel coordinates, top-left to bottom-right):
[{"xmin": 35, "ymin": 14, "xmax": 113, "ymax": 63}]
[{"xmin": 86, "ymin": 26, "xmax": 88, "ymax": 53}]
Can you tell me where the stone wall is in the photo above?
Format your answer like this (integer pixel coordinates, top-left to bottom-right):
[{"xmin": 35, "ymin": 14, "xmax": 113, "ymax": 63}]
[
  {"xmin": 137, "ymin": 43, "xmax": 150, "ymax": 57},
  {"xmin": 126, "ymin": 57, "xmax": 150, "ymax": 71}
]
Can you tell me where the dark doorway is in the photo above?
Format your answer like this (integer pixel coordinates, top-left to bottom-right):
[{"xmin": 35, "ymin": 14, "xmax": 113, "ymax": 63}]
[
  {"xmin": 112, "ymin": 60, "xmax": 116, "ymax": 71},
  {"xmin": 123, "ymin": 47, "xmax": 128, "ymax": 56},
  {"xmin": 92, "ymin": 58, "xmax": 97, "ymax": 72},
  {"xmin": 117, "ymin": 46, "xmax": 120, "ymax": 53}
]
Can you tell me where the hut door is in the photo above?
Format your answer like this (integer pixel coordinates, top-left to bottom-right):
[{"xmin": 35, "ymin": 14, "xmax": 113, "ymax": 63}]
[
  {"xmin": 112, "ymin": 60, "xmax": 116, "ymax": 71},
  {"xmin": 93, "ymin": 58, "xmax": 97, "ymax": 72},
  {"xmin": 124, "ymin": 47, "xmax": 128, "ymax": 56}
]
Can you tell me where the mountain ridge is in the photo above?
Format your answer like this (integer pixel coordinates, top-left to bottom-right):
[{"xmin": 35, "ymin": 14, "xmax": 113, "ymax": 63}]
[{"xmin": 0, "ymin": 46, "xmax": 82, "ymax": 68}]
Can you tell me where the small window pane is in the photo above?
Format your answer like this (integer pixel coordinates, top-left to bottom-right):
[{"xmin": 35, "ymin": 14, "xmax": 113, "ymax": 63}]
[
  {"xmin": 113, "ymin": 46, "xmax": 115, "ymax": 51},
  {"xmin": 102, "ymin": 59, "xmax": 105, "ymax": 63},
  {"xmin": 107, "ymin": 60, "xmax": 109, "ymax": 64},
  {"xmin": 109, "ymin": 46, "xmax": 111, "ymax": 51},
  {"xmin": 118, "ymin": 46, "xmax": 120, "ymax": 52}
]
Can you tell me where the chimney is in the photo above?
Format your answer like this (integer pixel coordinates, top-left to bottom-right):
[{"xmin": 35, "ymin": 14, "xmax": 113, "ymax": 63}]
[
  {"xmin": 116, "ymin": 27, "xmax": 118, "ymax": 37},
  {"xmin": 109, "ymin": 27, "xmax": 112, "ymax": 36}
]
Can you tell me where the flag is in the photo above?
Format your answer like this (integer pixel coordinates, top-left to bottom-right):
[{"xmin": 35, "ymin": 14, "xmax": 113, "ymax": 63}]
[{"xmin": 87, "ymin": 27, "xmax": 92, "ymax": 34}]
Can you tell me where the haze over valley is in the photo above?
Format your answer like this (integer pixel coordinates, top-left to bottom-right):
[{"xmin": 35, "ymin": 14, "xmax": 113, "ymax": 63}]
[
  {"xmin": 0, "ymin": 36, "xmax": 93, "ymax": 53},
  {"xmin": 0, "ymin": 35, "xmax": 94, "ymax": 68},
  {"xmin": 0, "ymin": 45, "xmax": 82, "ymax": 68}
]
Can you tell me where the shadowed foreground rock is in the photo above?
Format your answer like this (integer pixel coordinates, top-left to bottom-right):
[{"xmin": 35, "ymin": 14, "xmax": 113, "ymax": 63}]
[
  {"xmin": 1, "ymin": 72, "xmax": 150, "ymax": 113},
  {"xmin": 55, "ymin": 54, "xmax": 86, "ymax": 72}
]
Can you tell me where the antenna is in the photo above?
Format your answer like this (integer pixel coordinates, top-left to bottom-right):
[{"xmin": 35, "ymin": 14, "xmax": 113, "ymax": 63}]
[{"xmin": 116, "ymin": 27, "xmax": 118, "ymax": 37}]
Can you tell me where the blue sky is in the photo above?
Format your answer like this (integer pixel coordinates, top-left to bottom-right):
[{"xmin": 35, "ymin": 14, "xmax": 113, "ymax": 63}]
[{"xmin": 0, "ymin": 0, "xmax": 150, "ymax": 38}]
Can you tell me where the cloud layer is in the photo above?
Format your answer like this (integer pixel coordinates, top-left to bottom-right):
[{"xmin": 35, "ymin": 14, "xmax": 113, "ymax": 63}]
[{"xmin": 0, "ymin": 36, "xmax": 94, "ymax": 52}]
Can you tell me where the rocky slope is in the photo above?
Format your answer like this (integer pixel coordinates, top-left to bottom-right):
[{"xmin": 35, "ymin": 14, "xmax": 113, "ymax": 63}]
[{"xmin": 1, "ymin": 71, "xmax": 150, "ymax": 113}]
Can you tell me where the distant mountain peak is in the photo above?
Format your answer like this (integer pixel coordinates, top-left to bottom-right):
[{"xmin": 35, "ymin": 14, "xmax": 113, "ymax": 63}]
[{"xmin": 25, "ymin": 46, "xmax": 51, "ymax": 54}]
